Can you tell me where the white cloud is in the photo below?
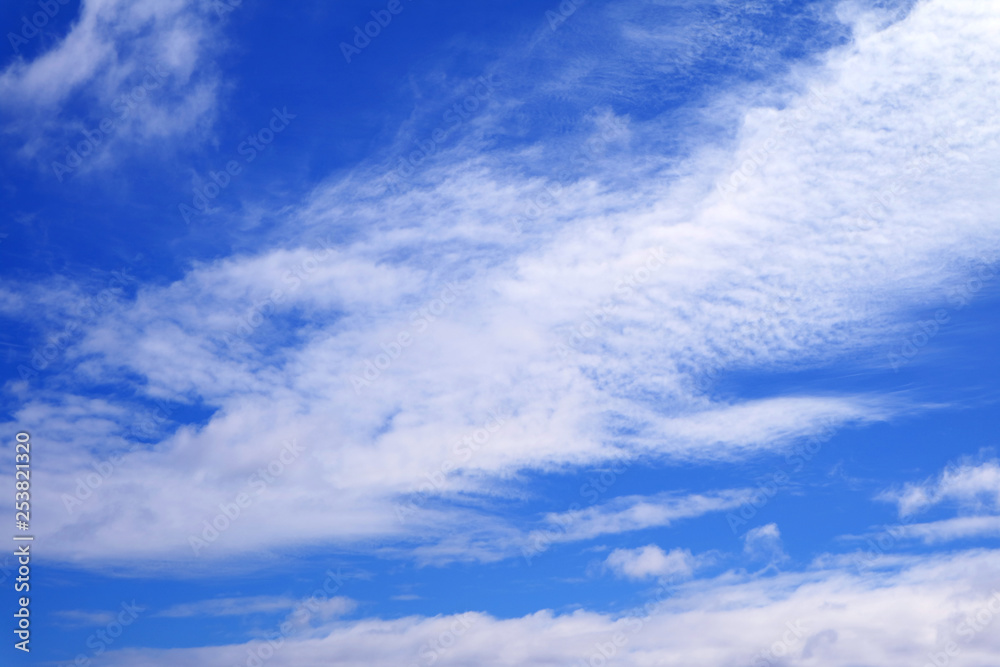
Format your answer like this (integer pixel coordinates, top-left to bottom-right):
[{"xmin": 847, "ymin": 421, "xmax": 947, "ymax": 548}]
[
  {"xmin": 85, "ymin": 549, "xmax": 1000, "ymax": 667},
  {"xmin": 881, "ymin": 460, "xmax": 1000, "ymax": 517},
  {"xmin": 6, "ymin": 0, "xmax": 1000, "ymax": 569},
  {"xmin": 379, "ymin": 490, "xmax": 750, "ymax": 566},
  {"xmin": 604, "ymin": 545, "xmax": 702, "ymax": 580},
  {"xmin": 743, "ymin": 523, "xmax": 788, "ymax": 564},
  {"xmin": 0, "ymin": 0, "xmax": 223, "ymax": 169},
  {"xmin": 885, "ymin": 516, "xmax": 1000, "ymax": 545},
  {"xmin": 530, "ymin": 491, "xmax": 753, "ymax": 548}
]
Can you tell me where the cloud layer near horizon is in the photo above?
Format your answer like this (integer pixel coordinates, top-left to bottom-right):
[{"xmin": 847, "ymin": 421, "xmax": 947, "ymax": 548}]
[{"xmin": 89, "ymin": 549, "xmax": 1000, "ymax": 666}]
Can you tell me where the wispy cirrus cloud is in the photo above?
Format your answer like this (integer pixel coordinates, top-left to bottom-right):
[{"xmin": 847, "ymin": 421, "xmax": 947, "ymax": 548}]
[
  {"xmin": 401, "ymin": 489, "xmax": 752, "ymax": 566},
  {"xmin": 887, "ymin": 516, "xmax": 1000, "ymax": 544},
  {"xmin": 532, "ymin": 490, "xmax": 754, "ymax": 546},
  {"xmin": 880, "ymin": 459, "xmax": 1000, "ymax": 518},
  {"xmin": 53, "ymin": 609, "xmax": 120, "ymax": 628},
  {"xmin": 0, "ymin": 0, "xmax": 225, "ymax": 172},
  {"xmin": 4, "ymin": 0, "xmax": 1000, "ymax": 663},
  {"xmin": 156, "ymin": 595, "xmax": 355, "ymax": 619},
  {"xmin": 0, "ymin": 0, "xmax": 995, "ymax": 587}
]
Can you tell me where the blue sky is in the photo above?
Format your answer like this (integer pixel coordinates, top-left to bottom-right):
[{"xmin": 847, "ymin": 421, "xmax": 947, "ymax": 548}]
[{"xmin": 2, "ymin": 0, "xmax": 1000, "ymax": 664}]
